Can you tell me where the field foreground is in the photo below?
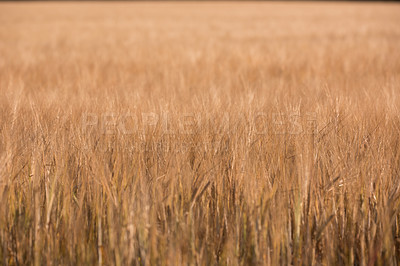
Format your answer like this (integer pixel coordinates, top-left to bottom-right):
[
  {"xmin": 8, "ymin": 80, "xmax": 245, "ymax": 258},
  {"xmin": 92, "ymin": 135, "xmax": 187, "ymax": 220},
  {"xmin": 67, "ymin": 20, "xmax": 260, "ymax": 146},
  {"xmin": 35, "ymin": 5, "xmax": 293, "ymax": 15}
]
[{"xmin": 1, "ymin": 2, "xmax": 400, "ymax": 265}]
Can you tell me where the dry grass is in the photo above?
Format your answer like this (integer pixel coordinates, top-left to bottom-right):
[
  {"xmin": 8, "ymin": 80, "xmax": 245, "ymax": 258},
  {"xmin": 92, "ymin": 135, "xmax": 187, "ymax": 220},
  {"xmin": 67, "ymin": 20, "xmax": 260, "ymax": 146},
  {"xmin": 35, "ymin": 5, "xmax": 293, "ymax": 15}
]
[{"xmin": 1, "ymin": 1, "xmax": 400, "ymax": 265}]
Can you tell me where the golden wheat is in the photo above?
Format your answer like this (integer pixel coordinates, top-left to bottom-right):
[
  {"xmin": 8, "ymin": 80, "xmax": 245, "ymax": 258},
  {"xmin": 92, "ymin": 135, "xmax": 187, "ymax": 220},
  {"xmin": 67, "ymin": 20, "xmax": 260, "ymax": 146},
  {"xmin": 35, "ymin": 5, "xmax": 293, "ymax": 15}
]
[{"xmin": 0, "ymin": 2, "xmax": 400, "ymax": 265}]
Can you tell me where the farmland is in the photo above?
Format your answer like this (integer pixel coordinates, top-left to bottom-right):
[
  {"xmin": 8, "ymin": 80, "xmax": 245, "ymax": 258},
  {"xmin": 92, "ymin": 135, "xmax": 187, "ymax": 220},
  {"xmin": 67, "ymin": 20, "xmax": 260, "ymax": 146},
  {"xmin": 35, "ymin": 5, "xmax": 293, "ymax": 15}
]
[{"xmin": 0, "ymin": 2, "xmax": 400, "ymax": 265}]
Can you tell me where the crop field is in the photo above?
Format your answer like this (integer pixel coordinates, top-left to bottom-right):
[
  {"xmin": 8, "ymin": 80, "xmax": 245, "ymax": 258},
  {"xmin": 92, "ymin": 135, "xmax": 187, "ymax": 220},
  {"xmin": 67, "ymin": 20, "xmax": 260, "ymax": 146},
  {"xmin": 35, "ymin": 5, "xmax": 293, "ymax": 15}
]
[{"xmin": 0, "ymin": 1, "xmax": 400, "ymax": 265}]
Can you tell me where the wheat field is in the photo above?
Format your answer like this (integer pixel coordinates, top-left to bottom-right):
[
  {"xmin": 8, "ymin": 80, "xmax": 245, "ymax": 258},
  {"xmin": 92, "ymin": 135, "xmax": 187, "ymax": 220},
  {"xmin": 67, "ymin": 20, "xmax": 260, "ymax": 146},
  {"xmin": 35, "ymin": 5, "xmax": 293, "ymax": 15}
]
[{"xmin": 0, "ymin": 1, "xmax": 400, "ymax": 265}]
